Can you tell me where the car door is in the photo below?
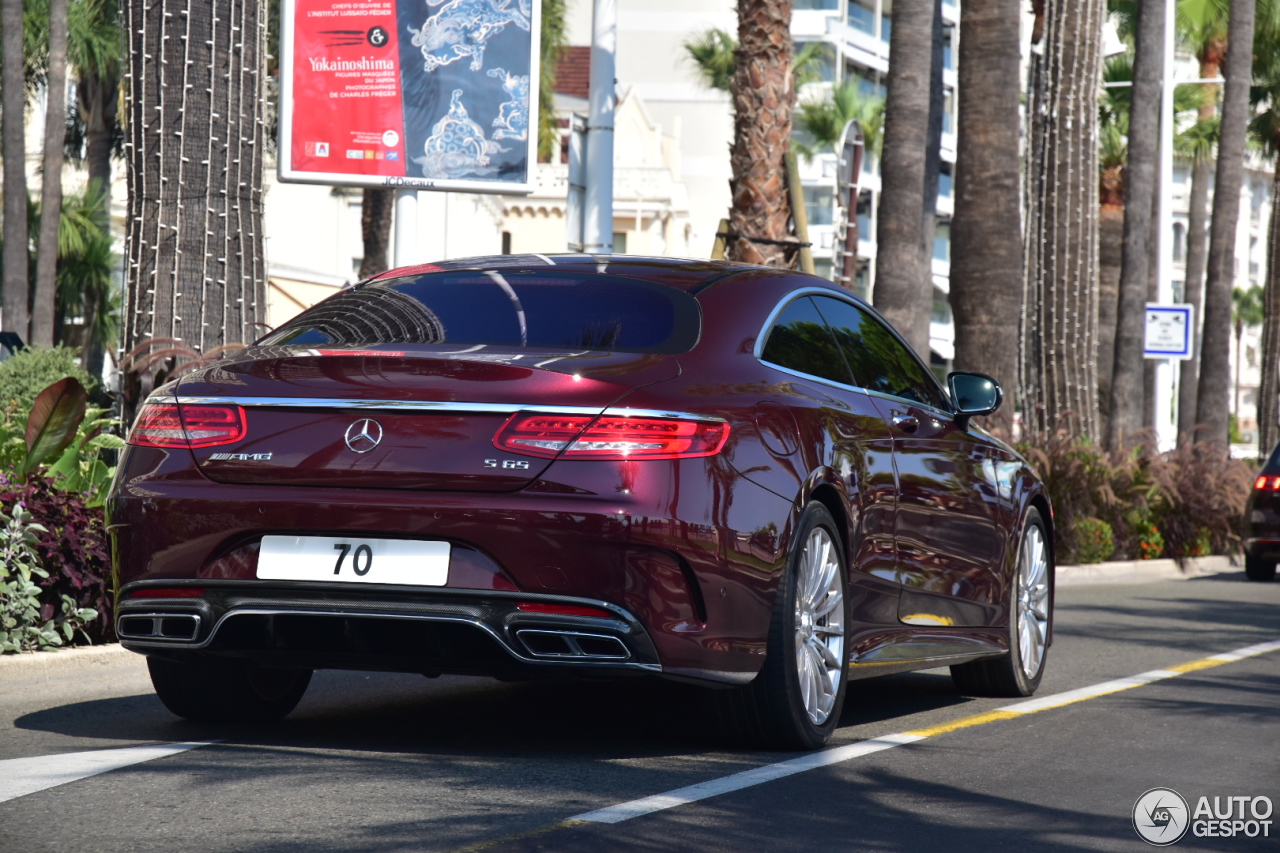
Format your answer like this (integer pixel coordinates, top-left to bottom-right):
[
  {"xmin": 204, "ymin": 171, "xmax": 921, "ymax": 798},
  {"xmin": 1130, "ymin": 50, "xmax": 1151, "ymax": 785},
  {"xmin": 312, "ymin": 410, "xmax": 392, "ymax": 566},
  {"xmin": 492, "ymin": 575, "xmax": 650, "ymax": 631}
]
[
  {"xmin": 810, "ymin": 295, "xmax": 1006, "ymax": 627},
  {"xmin": 757, "ymin": 295, "xmax": 900, "ymax": 592}
]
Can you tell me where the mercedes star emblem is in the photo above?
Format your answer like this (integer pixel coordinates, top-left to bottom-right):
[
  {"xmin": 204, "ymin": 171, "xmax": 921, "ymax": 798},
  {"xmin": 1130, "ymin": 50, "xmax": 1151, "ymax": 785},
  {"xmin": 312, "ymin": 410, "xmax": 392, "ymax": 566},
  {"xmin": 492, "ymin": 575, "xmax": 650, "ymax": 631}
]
[{"xmin": 344, "ymin": 418, "xmax": 384, "ymax": 454}]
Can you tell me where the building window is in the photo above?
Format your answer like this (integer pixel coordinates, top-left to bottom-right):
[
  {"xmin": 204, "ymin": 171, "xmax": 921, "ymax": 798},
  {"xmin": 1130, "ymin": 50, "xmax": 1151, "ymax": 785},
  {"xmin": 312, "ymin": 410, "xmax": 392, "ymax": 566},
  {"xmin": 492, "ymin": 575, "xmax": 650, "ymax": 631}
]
[
  {"xmin": 502, "ymin": 231, "xmax": 512, "ymax": 254},
  {"xmin": 804, "ymin": 185, "xmax": 835, "ymax": 227},
  {"xmin": 613, "ymin": 232, "xmax": 627, "ymax": 253},
  {"xmin": 857, "ymin": 192, "xmax": 872, "ymax": 241},
  {"xmin": 934, "ymin": 220, "xmax": 951, "ymax": 262},
  {"xmin": 849, "ymin": 0, "xmax": 874, "ymax": 34},
  {"xmin": 795, "ymin": 0, "xmax": 837, "ymax": 9},
  {"xmin": 795, "ymin": 41, "xmax": 836, "ymax": 83},
  {"xmin": 939, "ymin": 162, "xmax": 953, "ymax": 199},
  {"xmin": 943, "ymin": 28, "xmax": 954, "ymax": 71},
  {"xmin": 881, "ymin": 0, "xmax": 893, "ymax": 42},
  {"xmin": 943, "ymin": 88, "xmax": 955, "ymax": 135},
  {"xmin": 1173, "ymin": 222, "xmax": 1185, "ymax": 263}
]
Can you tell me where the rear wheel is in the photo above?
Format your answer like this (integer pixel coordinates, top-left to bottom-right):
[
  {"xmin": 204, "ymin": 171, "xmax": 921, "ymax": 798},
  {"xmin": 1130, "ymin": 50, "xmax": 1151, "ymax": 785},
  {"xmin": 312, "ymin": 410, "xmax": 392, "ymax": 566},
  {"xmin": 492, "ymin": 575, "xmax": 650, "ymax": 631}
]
[
  {"xmin": 952, "ymin": 507, "xmax": 1051, "ymax": 697},
  {"xmin": 1245, "ymin": 554, "xmax": 1277, "ymax": 582},
  {"xmin": 714, "ymin": 503, "xmax": 849, "ymax": 750},
  {"xmin": 148, "ymin": 656, "xmax": 312, "ymax": 723}
]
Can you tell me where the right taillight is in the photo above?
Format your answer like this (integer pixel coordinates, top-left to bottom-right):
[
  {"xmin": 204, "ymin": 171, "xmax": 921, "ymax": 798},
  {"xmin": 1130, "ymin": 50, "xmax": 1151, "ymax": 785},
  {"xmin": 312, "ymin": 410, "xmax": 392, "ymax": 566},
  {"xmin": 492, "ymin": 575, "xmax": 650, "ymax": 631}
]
[
  {"xmin": 1256, "ymin": 476, "xmax": 1280, "ymax": 491},
  {"xmin": 128, "ymin": 402, "xmax": 247, "ymax": 448},
  {"xmin": 493, "ymin": 412, "xmax": 729, "ymax": 460}
]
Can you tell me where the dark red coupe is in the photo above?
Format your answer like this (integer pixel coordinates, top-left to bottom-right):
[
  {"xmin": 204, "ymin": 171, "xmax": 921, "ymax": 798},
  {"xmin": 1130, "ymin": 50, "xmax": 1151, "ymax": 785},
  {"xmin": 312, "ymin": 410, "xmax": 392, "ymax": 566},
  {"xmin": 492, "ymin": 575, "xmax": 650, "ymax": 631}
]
[{"xmin": 110, "ymin": 255, "xmax": 1054, "ymax": 749}]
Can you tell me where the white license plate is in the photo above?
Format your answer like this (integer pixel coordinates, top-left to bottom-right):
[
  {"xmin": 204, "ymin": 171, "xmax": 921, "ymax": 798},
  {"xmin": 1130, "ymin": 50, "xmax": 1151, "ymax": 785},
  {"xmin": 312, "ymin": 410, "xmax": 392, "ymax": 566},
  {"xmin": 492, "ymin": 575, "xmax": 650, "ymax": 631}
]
[{"xmin": 257, "ymin": 535, "xmax": 449, "ymax": 586}]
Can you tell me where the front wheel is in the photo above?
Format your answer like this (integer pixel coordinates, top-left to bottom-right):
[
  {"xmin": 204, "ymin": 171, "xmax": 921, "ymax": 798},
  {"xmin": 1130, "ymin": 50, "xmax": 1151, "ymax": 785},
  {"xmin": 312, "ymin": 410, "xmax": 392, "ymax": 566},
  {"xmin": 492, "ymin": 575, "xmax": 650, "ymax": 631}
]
[
  {"xmin": 148, "ymin": 656, "xmax": 312, "ymax": 723},
  {"xmin": 714, "ymin": 502, "xmax": 850, "ymax": 750},
  {"xmin": 952, "ymin": 507, "xmax": 1051, "ymax": 697}
]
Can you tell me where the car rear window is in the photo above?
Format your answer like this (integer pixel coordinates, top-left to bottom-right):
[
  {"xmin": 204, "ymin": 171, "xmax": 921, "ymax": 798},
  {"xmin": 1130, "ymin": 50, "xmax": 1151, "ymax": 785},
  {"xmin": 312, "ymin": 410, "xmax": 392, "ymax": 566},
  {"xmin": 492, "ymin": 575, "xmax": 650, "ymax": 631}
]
[{"xmin": 259, "ymin": 271, "xmax": 701, "ymax": 354}]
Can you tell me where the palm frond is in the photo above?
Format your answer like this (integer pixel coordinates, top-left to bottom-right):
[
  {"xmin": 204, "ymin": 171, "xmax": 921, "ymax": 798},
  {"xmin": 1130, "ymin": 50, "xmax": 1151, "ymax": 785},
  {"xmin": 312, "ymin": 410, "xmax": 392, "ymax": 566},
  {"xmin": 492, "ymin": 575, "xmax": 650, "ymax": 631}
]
[{"xmin": 683, "ymin": 28, "xmax": 737, "ymax": 93}]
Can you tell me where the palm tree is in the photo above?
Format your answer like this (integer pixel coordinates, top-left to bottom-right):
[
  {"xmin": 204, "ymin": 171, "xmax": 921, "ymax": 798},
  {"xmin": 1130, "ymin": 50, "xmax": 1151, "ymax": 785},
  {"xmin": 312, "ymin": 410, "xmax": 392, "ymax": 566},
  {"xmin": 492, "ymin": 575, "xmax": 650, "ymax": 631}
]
[
  {"xmin": 793, "ymin": 78, "xmax": 883, "ymax": 163},
  {"xmin": 874, "ymin": 0, "xmax": 938, "ymax": 358},
  {"xmin": 122, "ymin": 0, "xmax": 268, "ymax": 420},
  {"xmin": 2, "ymin": 0, "xmax": 30, "ymax": 340},
  {"xmin": 1096, "ymin": 65, "xmax": 1129, "ymax": 440},
  {"xmin": 949, "ymin": 0, "xmax": 1025, "ymax": 412},
  {"xmin": 725, "ymin": 1, "xmax": 796, "ymax": 268},
  {"xmin": 1106, "ymin": 0, "xmax": 1166, "ymax": 449},
  {"xmin": 684, "ymin": 28, "xmax": 736, "ymax": 94},
  {"xmin": 1021, "ymin": 0, "xmax": 1107, "ymax": 437},
  {"xmin": 1194, "ymin": 0, "xmax": 1256, "ymax": 445},
  {"xmin": 1253, "ymin": 28, "xmax": 1280, "ymax": 453},
  {"xmin": 31, "ymin": 0, "xmax": 71, "ymax": 348},
  {"xmin": 1174, "ymin": 115, "xmax": 1217, "ymax": 442},
  {"xmin": 1232, "ymin": 285, "xmax": 1265, "ymax": 422}
]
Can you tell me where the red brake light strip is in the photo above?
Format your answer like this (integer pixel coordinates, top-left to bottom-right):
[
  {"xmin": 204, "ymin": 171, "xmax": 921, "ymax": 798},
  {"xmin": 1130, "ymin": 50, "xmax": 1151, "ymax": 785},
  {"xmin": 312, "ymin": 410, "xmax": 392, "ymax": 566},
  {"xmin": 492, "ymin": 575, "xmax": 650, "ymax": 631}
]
[{"xmin": 494, "ymin": 413, "xmax": 729, "ymax": 460}]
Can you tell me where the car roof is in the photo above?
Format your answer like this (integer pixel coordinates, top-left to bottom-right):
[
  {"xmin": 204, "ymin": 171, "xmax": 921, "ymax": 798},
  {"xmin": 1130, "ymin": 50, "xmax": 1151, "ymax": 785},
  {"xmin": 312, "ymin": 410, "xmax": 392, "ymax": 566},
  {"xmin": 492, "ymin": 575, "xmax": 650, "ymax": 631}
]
[{"xmin": 369, "ymin": 254, "xmax": 839, "ymax": 295}]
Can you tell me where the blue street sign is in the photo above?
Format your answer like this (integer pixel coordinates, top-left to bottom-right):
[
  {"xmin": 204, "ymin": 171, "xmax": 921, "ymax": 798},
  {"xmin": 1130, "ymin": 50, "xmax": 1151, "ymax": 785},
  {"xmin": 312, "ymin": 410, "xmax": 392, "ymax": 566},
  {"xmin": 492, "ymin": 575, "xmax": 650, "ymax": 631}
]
[{"xmin": 1144, "ymin": 303, "xmax": 1194, "ymax": 359}]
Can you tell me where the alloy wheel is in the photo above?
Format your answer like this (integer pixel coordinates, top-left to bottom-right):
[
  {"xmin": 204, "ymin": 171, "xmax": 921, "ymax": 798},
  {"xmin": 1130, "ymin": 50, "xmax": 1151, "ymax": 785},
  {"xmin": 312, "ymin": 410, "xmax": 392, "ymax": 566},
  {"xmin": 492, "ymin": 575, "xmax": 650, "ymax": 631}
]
[
  {"xmin": 1017, "ymin": 523, "xmax": 1050, "ymax": 680},
  {"xmin": 793, "ymin": 527, "xmax": 846, "ymax": 725}
]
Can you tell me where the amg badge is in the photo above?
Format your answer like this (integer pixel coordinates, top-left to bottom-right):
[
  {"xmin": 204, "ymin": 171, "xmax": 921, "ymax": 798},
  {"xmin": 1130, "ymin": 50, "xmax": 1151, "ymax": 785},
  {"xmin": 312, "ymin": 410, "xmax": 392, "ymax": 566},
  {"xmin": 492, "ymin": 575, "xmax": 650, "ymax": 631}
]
[{"xmin": 208, "ymin": 452, "xmax": 273, "ymax": 462}]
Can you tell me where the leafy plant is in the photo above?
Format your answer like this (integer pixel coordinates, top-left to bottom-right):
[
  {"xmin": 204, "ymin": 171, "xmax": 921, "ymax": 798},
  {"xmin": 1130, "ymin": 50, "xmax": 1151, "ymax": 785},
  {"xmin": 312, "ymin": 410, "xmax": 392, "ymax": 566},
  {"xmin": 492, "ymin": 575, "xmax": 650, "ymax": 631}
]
[
  {"xmin": 1125, "ymin": 508, "xmax": 1166, "ymax": 560},
  {"xmin": 1073, "ymin": 518, "xmax": 1115, "ymax": 564},
  {"xmin": 21, "ymin": 378, "xmax": 89, "ymax": 478},
  {"xmin": 0, "ymin": 344, "xmax": 95, "ymax": 412},
  {"xmin": 0, "ymin": 475, "xmax": 113, "ymax": 644},
  {"xmin": 0, "ymin": 502, "xmax": 97, "ymax": 653}
]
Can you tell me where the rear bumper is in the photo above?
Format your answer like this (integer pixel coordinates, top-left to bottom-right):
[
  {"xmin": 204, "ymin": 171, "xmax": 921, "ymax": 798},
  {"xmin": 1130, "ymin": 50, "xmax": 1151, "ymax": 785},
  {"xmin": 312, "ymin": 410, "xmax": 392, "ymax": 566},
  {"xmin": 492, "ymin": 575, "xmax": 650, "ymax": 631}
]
[
  {"xmin": 116, "ymin": 581, "xmax": 662, "ymax": 678},
  {"xmin": 109, "ymin": 455, "xmax": 791, "ymax": 685}
]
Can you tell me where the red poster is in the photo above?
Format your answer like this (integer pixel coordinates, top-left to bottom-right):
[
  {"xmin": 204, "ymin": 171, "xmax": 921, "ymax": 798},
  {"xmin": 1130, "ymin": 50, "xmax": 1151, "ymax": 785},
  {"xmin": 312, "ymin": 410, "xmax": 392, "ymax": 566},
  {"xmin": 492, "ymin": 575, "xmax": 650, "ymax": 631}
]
[{"xmin": 290, "ymin": 0, "xmax": 407, "ymax": 176}]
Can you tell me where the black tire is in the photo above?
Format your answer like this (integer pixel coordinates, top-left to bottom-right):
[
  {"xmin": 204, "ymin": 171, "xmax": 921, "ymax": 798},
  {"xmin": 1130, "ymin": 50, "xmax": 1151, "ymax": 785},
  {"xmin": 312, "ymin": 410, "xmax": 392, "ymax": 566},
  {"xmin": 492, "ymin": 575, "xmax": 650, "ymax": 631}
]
[
  {"xmin": 148, "ymin": 656, "xmax": 312, "ymax": 723},
  {"xmin": 713, "ymin": 502, "xmax": 850, "ymax": 750},
  {"xmin": 1245, "ymin": 554, "xmax": 1277, "ymax": 582},
  {"xmin": 952, "ymin": 507, "xmax": 1051, "ymax": 697}
]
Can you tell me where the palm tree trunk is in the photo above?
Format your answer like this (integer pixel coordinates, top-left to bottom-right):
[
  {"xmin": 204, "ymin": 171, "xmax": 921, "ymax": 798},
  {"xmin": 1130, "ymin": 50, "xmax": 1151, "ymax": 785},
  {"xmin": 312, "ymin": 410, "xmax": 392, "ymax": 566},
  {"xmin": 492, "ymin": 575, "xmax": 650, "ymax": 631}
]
[
  {"xmin": 874, "ymin": 0, "xmax": 935, "ymax": 357},
  {"xmin": 1021, "ymin": 0, "xmax": 1106, "ymax": 437},
  {"xmin": 123, "ymin": 0, "xmax": 268, "ymax": 416},
  {"xmin": 951, "ymin": 0, "xmax": 1024, "ymax": 402},
  {"xmin": 1259, "ymin": 155, "xmax": 1280, "ymax": 454},
  {"xmin": 1195, "ymin": 0, "xmax": 1256, "ymax": 445},
  {"xmin": 80, "ymin": 67, "xmax": 121, "ymax": 225},
  {"xmin": 1097, "ymin": 201, "xmax": 1124, "ymax": 439},
  {"xmin": 726, "ymin": 0, "xmax": 794, "ymax": 268},
  {"xmin": 2, "ymin": 0, "xmax": 30, "ymax": 339},
  {"xmin": 357, "ymin": 188, "xmax": 394, "ymax": 279},
  {"xmin": 1177, "ymin": 151, "xmax": 1213, "ymax": 443},
  {"xmin": 1107, "ymin": 0, "xmax": 1163, "ymax": 449},
  {"xmin": 31, "ymin": 0, "xmax": 70, "ymax": 348}
]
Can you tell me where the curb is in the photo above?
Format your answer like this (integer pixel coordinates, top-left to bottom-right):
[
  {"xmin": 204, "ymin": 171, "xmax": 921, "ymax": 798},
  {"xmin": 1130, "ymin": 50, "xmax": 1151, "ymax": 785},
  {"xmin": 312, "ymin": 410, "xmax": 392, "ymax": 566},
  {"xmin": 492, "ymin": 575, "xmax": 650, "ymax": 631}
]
[
  {"xmin": 0, "ymin": 643, "xmax": 138, "ymax": 681},
  {"xmin": 1056, "ymin": 554, "xmax": 1238, "ymax": 586}
]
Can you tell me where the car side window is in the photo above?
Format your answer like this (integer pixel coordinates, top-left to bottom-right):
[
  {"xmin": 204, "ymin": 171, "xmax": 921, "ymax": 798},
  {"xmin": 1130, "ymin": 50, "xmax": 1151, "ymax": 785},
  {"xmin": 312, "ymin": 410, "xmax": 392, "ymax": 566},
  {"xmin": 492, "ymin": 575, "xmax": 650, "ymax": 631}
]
[
  {"xmin": 811, "ymin": 295, "xmax": 950, "ymax": 410},
  {"xmin": 760, "ymin": 296, "xmax": 854, "ymax": 386}
]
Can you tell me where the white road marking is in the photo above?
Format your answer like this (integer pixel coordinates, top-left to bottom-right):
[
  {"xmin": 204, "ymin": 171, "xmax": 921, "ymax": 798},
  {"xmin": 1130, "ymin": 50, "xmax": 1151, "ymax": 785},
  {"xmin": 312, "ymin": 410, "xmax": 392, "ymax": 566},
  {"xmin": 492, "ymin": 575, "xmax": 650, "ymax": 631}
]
[
  {"xmin": 571, "ymin": 638, "xmax": 1280, "ymax": 824},
  {"xmin": 0, "ymin": 742, "xmax": 217, "ymax": 804},
  {"xmin": 571, "ymin": 734, "xmax": 926, "ymax": 824}
]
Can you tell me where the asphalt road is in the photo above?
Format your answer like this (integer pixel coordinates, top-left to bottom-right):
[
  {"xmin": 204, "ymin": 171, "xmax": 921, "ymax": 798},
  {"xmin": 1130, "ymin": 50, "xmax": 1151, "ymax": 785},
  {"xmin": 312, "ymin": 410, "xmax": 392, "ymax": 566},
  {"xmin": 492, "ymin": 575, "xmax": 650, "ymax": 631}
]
[{"xmin": 1, "ymin": 572, "xmax": 1277, "ymax": 853}]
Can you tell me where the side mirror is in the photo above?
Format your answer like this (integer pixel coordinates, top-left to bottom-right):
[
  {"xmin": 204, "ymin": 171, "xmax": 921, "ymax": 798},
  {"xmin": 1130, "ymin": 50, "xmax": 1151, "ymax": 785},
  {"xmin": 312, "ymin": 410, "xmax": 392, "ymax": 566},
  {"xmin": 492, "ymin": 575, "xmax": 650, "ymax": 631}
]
[{"xmin": 948, "ymin": 371, "xmax": 1002, "ymax": 428}]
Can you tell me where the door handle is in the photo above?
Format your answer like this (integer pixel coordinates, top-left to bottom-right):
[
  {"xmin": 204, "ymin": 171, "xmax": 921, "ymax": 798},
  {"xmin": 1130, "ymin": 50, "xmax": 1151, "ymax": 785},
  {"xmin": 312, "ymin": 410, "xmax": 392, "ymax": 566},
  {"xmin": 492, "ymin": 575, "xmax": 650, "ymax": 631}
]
[{"xmin": 891, "ymin": 414, "xmax": 919, "ymax": 434}]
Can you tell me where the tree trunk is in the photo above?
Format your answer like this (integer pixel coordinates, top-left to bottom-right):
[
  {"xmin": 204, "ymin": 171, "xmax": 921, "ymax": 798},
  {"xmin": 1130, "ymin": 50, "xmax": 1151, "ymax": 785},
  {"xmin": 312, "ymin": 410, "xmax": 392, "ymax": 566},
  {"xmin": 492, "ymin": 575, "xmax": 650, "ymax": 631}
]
[
  {"xmin": 1142, "ymin": 185, "xmax": 1160, "ymax": 432},
  {"xmin": 950, "ymin": 0, "xmax": 1024, "ymax": 402},
  {"xmin": 357, "ymin": 188, "xmax": 394, "ymax": 279},
  {"xmin": 1020, "ymin": 0, "xmax": 1106, "ymax": 437},
  {"xmin": 726, "ymin": 0, "xmax": 794, "ymax": 268},
  {"xmin": 1195, "ymin": 0, "xmax": 1255, "ymax": 445},
  {"xmin": 31, "ymin": 0, "xmax": 70, "ymax": 348},
  {"xmin": 1097, "ymin": 202, "xmax": 1124, "ymax": 439},
  {"xmin": 874, "ymin": 0, "xmax": 935, "ymax": 357},
  {"xmin": 1106, "ymin": 0, "xmax": 1163, "ymax": 449},
  {"xmin": 2, "ymin": 0, "xmax": 30, "ymax": 339},
  {"xmin": 79, "ymin": 66, "xmax": 121, "ymax": 222},
  {"xmin": 123, "ymin": 0, "xmax": 268, "ymax": 414},
  {"xmin": 1258, "ymin": 156, "xmax": 1280, "ymax": 455},
  {"xmin": 1177, "ymin": 151, "xmax": 1213, "ymax": 444}
]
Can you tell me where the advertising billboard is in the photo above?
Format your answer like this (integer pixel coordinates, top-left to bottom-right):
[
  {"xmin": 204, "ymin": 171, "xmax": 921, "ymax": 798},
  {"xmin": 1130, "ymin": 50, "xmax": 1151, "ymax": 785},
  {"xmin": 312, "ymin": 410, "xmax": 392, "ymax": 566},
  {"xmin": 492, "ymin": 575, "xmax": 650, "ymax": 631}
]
[{"xmin": 278, "ymin": 0, "xmax": 540, "ymax": 194}]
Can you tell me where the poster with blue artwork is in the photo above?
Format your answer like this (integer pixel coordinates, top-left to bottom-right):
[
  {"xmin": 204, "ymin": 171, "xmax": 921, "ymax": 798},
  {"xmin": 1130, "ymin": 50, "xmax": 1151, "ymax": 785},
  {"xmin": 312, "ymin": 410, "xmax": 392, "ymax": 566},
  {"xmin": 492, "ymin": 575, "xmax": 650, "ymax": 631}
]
[{"xmin": 278, "ymin": 0, "xmax": 540, "ymax": 194}]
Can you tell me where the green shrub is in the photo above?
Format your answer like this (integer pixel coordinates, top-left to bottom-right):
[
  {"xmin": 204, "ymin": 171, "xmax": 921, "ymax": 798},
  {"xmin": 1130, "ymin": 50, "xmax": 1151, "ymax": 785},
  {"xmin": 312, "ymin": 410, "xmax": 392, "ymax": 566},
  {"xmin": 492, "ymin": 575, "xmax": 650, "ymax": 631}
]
[
  {"xmin": 0, "ymin": 502, "xmax": 97, "ymax": 653},
  {"xmin": 1072, "ymin": 518, "xmax": 1115, "ymax": 564},
  {"xmin": 0, "ymin": 345, "xmax": 96, "ymax": 414},
  {"xmin": 1125, "ymin": 508, "xmax": 1166, "ymax": 560}
]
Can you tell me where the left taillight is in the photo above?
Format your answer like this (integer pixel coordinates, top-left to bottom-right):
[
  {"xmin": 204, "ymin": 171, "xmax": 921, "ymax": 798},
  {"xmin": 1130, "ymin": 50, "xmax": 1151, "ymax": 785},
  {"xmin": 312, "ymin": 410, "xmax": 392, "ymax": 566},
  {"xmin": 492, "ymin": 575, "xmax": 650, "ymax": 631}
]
[
  {"xmin": 128, "ymin": 402, "xmax": 247, "ymax": 448},
  {"xmin": 1256, "ymin": 475, "xmax": 1280, "ymax": 491},
  {"xmin": 494, "ymin": 412, "xmax": 729, "ymax": 460}
]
